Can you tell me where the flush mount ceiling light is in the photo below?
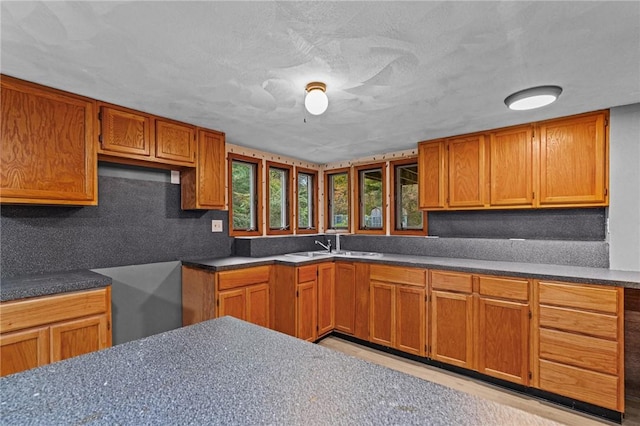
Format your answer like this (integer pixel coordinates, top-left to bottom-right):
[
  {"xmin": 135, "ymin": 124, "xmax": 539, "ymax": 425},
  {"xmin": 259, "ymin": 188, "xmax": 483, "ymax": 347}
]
[
  {"xmin": 305, "ymin": 82, "xmax": 328, "ymax": 115},
  {"xmin": 504, "ymin": 85, "xmax": 563, "ymax": 111}
]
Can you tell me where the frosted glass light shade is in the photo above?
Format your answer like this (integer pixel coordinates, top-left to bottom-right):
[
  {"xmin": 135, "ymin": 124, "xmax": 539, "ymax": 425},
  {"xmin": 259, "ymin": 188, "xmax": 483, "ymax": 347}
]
[
  {"xmin": 305, "ymin": 82, "xmax": 328, "ymax": 115},
  {"xmin": 505, "ymin": 85, "xmax": 562, "ymax": 110}
]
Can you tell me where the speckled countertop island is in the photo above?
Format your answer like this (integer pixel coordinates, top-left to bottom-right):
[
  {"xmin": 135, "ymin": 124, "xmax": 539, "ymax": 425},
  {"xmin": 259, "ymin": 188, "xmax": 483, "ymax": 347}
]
[
  {"xmin": 0, "ymin": 270, "xmax": 112, "ymax": 302},
  {"xmin": 0, "ymin": 317, "xmax": 559, "ymax": 425}
]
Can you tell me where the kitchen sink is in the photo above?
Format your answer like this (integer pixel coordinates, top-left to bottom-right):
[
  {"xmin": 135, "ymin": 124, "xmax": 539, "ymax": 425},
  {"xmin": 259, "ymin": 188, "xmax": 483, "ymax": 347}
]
[
  {"xmin": 333, "ymin": 250, "xmax": 383, "ymax": 258},
  {"xmin": 284, "ymin": 251, "xmax": 333, "ymax": 258}
]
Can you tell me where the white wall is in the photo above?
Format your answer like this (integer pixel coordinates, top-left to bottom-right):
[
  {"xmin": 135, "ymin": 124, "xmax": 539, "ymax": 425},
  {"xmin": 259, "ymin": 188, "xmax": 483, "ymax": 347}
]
[{"xmin": 609, "ymin": 103, "xmax": 640, "ymax": 271}]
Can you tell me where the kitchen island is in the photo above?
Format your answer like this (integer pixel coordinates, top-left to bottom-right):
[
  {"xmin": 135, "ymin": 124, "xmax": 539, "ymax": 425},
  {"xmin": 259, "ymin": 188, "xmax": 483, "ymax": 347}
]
[{"xmin": 0, "ymin": 316, "xmax": 559, "ymax": 425}]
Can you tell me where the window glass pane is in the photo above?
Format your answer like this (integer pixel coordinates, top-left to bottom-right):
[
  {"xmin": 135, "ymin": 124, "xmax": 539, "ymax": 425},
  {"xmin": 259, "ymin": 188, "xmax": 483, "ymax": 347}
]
[
  {"xmin": 395, "ymin": 164, "xmax": 423, "ymax": 230},
  {"xmin": 269, "ymin": 167, "xmax": 289, "ymax": 230},
  {"xmin": 298, "ymin": 172, "xmax": 314, "ymax": 229},
  {"xmin": 231, "ymin": 160, "xmax": 256, "ymax": 230},
  {"xmin": 360, "ymin": 168, "xmax": 383, "ymax": 229},
  {"xmin": 329, "ymin": 172, "xmax": 349, "ymax": 229}
]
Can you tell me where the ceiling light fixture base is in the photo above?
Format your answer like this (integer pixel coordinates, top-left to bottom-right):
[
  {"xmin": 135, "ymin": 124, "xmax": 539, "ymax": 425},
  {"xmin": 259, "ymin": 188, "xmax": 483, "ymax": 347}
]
[
  {"xmin": 504, "ymin": 85, "xmax": 563, "ymax": 111},
  {"xmin": 305, "ymin": 81, "xmax": 328, "ymax": 115}
]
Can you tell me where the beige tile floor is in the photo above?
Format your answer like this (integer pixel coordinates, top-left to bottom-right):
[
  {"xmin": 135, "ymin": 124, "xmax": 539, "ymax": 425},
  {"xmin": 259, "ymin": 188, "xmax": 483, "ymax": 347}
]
[{"xmin": 318, "ymin": 337, "xmax": 640, "ymax": 426}]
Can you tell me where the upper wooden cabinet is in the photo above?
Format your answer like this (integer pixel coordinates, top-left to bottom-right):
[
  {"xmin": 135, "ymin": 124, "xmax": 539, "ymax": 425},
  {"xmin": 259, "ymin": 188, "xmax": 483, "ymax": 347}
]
[
  {"xmin": 537, "ymin": 112, "xmax": 608, "ymax": 206},
  {"xmin": 0, "ymin": 75, "xmax": 97, "ymax": 205},
  {"xmin": 98, "ymin": 102, "xmax": 196, "ymax": 169},
  {"xmin": 418, "ymin": 110, "xmax": 609, "ymax": 211},
  {"xmin": 181, "ymin": 129, "xmax": 226, "ymax": 210}
]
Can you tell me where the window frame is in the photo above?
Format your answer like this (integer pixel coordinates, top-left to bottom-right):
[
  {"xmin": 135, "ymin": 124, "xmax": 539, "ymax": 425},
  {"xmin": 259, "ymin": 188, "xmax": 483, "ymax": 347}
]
[
  {"xmin": 266, "ymin": 161, "xmax": 293, "ymax": 236},
  {"xmin": 390, "ymin": 158, "xmax": 427, "ymax": 236},
  {"xmin": 295, "ymin": 166, "xmax": 318, "ymax": 234},
  {"xmin": 324, "ymin": 167, "xmax": 351, "ymax": 232},
  {"xmin": 354, "ymin": 162, "xmax": 387, "ymax": 235},
  {"xmin": 228, "ymin": 153, "xmax": 263, "ymax": 237}
]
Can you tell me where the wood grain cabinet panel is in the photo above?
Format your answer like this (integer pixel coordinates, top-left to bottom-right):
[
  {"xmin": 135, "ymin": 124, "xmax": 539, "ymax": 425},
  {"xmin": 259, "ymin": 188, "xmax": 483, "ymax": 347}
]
[
  {"xmin": 369, "ymin": 281, "xmax": 395, "ymax": 348},
  {"xmin": 537, "ymin": 111, "xmax": 608, "ymax": 206},
  {"xmin": 489, "ymin": 125, "xmax": 533, "ymax": 206},
  {"xmin": 396, "ymin": 285, "xmax": 426, "ymax": 357},
  {"xmin": 246, "ymin": 283, "xmax": 270, "ymax": 329},
  {"xmin": 155, "ymin": 119, "xmax": 195, "ymax": 166},
  {"xmin": 431, "ymin": 290, "xmax": 474, "ymax": 369},
  {"xmin": 335, "ymin": 262, "xmax": 356, "ymax": 335},
  {"xmin": 181, "ymin": 129, "xmax": 225, "ymax": 210},
  {"xmin": 317, "ymin": 263, "xmax": 335, "ymax": 337},
  {"xmin": 296, "ymin": 280, "xmax": 317, "ymax": 342},
  {"xmin": 418, "ymin": 139, "xmax": 447, "ymax": 209},
  {"xmin": 0, "ymin": 288, "xmax": 112, "ymax": 377},
  {"xmin": 1, "ymin": 75, "xmax": 97, "ymax": 205},
  {"xmin": 447, "ymin": 134, "xmax": 486, "ymax": 208},
  {"xmin": 0, "ymin": 327, "xmax": 49, "ymax": 376},
  {"xmin": 218, "ymin": 288, "xmax": 246, "ymax": 321},
  {"xmin": 99, "ymin": 105, "xmax": 152, "ymax": 157}
]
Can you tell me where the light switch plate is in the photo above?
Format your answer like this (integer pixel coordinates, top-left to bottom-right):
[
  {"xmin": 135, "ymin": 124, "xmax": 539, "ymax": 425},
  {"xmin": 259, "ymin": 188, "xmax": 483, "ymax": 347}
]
[
  {"xmin": 211, "ymin": 220, "xmax": 223, "ymax": 232},
  {"xmin": 170, "ymin": 170, "xmax": 180, "ymax": 184}
]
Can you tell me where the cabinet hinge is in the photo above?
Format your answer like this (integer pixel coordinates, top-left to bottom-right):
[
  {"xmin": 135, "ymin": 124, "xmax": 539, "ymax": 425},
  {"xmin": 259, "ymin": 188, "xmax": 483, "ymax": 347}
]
[
  {"xmin": 605, "ymin": 117, "xmax": 609, "ymax": 127},
  {"xmin": 107, "ymin": 320, "xmax": 111, "ymax": 331},
  {"xmin": 98, "ymin": 134, "xmax": 103, "ymax": 144},
  {"xmin": 296, "ymin": 290, "xmax": 299, "ymax": 297},
  {"xmin": 528, "ymin": 311, "xmax": 532, "ymax": 319},
  {"xmin": 216, "ymin": 299, "xmax": 219, "ymax": 307},
  {"xmin": 605, "ymin": 188, "xmax": 608, "ymax": 196},
  {"xmin": 528, "ymin": 372, "xmax": 532, "ymax": 380},
  {"xmin": 532, "ymin": 192, "xmax": 535, "ymax": 200},
  {"xmin": 98, "ymin": 112, "xmax": 102, "ymax": 121}
]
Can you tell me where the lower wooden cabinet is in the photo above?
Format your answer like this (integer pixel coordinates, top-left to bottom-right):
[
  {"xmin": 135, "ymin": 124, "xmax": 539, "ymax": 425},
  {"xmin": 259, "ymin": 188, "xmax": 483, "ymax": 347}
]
[
  {"xmin": 534, "ymin": 280, "xmax": 624, "ymax": 412},
  {"xmin": 0, "ymin": 287, "xmax": 112, "ymax": 377},
  {"xmin": 181, "ymin": 265, "xmax": 271, "ymax": 329},
  {"xmin": 369, "ymin": 265, "xmax": 427, "ymax": 357},
  {"xmin": 296, "ymin": 278, "xmax": 317, "ymax": 342},
  {"xmin": 317, "ymin": 263, "xmax": 335, "ymax": 337},
  {"xmin": 334, "ymin": 262, "xmax": 356, "ymax": 335}
]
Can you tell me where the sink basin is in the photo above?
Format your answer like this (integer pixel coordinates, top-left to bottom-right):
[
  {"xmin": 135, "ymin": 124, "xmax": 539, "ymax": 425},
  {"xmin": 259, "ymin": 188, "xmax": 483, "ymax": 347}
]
[
  {"xmin": 284, "ymin": 251, "xmax": 332, "ymax": 258},
  {"xmin": 333, "ymin": 250, "xmax": 383, "ymax": 258}
]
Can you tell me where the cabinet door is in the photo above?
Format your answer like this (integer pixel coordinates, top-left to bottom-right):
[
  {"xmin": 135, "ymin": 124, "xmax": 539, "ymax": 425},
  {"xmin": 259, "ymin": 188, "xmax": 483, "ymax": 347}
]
[
  {"xmin": 335, "ymin": 263, "xmax": 356, "ymax": 335},
  {"xmin": 477, "ymin": 297, "xmax": 529, "ymax": 384},
  {"xmin": 218, "ymin": 288, "xmax": 246, "ymax": 321},
  {"xmin": 489, "ymin": 126, "xmax": 533, "ymax": 207},
  {"xmin": 369, "ymin": 281, "xmax": 395, "ymax": 348},
  {"xmin": 155, "ymin": 119, "xmax": 196, "ymax": 166},
  {"xmin": 0, "ymin": 327, "xmax": 49, "ymax": 377},
  {"xmin": 1, "ymin": 76, "xmax": 97, "ymax": 205},
  {"xmin": 448, "ymin": 135, "xmax": 486, "ymax": 208},
  {"xmin": 296, "ymin": 281, "xmax": 317, "ymax": 342},
  {"xmin": 50, "ymin": 314, "xmax": 109, "ymax": 362},
  {"xmin": 538, "ymin": 112, "xmax": 608, "ymax": 206},
  {"xmin": 317, "ymin": 263, "xmax": 335, "ymax": 337},
  {"xmin": 431, "ymin": 290, "xmax": 473, "ymax": 369},
  {"xmin": 99, "ymin": 105, "xmax": 152, "ymax": 157},
  {"xmin": 181, "ymin": 129, "xmax": 225, "ymax": 210},
  {"xmin": 246, "ymin": 284, "xmax": 269, "ymax": 329},
  {"xmin": 396, "ymin": 286, "xmax": 426, "ymax": 357},
  {"xmin": 418, "ymin": 140, "xmax": 447, "ymax": 209}
]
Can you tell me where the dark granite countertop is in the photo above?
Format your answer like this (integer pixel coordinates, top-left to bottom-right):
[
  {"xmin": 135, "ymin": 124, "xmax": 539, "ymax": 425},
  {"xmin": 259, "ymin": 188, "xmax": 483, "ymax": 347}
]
[
  {"xmin": 182, "ymin": 252, "xmax": 640, "ymax": 289},
  {"xmin": 0, "ymin": 270, "xmax": 112, "ymax": 302},
  {"xmin": 0, "ymin": 316, "xmax": 559, "ymax": 425}
]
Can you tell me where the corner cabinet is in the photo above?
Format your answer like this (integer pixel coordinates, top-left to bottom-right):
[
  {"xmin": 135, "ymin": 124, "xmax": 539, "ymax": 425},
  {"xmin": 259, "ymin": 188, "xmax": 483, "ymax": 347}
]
[
  {"xmin": 418, "ymin": 110, "xmax": 609, "ymax": 211},
  {"xmin": 181, "ymin": 265, "xmax": 271, "ymax": 329},
  {"xmin": 0, "ymin": 75, "xmax": 97, "ymax": 205},
  {"xmin": 181, "ymin": 129, "xmax": 226, "ymax": 210},
  {"xmin": 0, "ymin": 287, "xmax": 112, "ymax": 377}
]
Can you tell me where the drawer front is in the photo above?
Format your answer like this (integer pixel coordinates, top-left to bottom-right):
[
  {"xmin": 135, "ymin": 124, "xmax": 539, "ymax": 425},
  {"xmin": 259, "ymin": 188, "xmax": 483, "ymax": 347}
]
[
  {"xmin": 539, "ymin": 359, "xmax": 619, "ymax": 411},
  {"xmin": 370, "ymin": 265, "xmax": 426, "ymax": 287},
  {"xmin": 218, "ymin": 266, "xmax": 271, "ymax": 290},
  {"xmin": 539, "ymin": 305, "xmax": 618, "ymax": 340},
  {"xmin": 297, "ymin": 265, "xmax": 318, "ymax": 284},
  {"xmin": 478, "ymin": 276, "xmax": 529, "ymax": 301},
  {"xmin": 0, "ymin": 288, "xmax": 109, "ymax": 333},
  {"xmin": 537, "ymin": 281, "xmax": 619, "ymax": 313},
  {"xmin": 539, "ymin": 328, "xmax": 618, "ymax": 375},
  {"xmin": 430, "ymin": 270, "xmax": 472, "ymax": 293}
]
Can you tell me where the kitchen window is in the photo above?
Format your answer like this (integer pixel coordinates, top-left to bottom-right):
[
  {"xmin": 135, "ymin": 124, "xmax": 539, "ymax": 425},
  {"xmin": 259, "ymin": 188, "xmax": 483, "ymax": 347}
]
[
  {"xmin": 266, "ymin": 161, "xmax": 293, "ymax": 235},
  {"xmin": 325, "ymin": 168, "xmax": 350, "ymax": 231},
  {"xmin": 390, "ymin": 159, "xmax": 426, "ymax": 235},
  {"xmin": 296, "ymin": 167, "xmax": 318, "ymax": 234},
  {"xmin": 228, "ymin": 153, "xmax": 262, "ymax": 236},
  {"xmin": 355, "ymin": 163, "xmax": 386, "ymax": 234}
]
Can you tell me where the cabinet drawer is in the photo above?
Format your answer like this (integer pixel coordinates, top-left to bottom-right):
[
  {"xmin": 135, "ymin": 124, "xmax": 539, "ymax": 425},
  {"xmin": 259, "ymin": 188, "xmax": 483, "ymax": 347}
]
[
  {"xmin": 537, "ymin": 281, "xmax": 619, "ymax": 313},
  {"xmin": 430, "ymin": 270, "xmax": 472, "ymax": 293},
  {"xmin": 539, "ymin": 328, "xmax": 618, "ymax": 375},
  {"xmin": 0, "ymin": 288, "xmax": 109, "ymax": 333},
  {"xmin": 539, "ymin": 359, "xmax": 619, "ymax": 411},
  {"xmin": 297, "ymin": 265, "xmax": 317, "ymax": 284},
  {"xmin": 478, "ymin": 276, "xmax": 529, "ymax": 301},
  {"xmin": 370, "ymin": 265, "xmax": 426, "ymax": 287},
  {"xmin": 539, "ymin": 305, "xmax": 618, "ymax": 340},
  {"xmin": 218, "ymin": 266, "xmax": 271, "ymax": 290}
]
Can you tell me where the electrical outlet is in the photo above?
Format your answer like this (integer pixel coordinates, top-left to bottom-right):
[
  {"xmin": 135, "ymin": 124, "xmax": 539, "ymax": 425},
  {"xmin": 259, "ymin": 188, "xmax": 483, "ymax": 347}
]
[
  {"xmin": 170, "ymin": 170, "xmax": 180, "ymax": 184},
  {"xmin": 211, "ymin": 220, "xmax": 223, "ymax": 232}
]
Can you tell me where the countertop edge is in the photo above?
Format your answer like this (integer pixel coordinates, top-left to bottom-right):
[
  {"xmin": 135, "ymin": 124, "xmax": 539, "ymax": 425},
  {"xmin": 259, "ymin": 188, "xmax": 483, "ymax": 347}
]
[{"xmin": 0, "ymin": 270, "xmax": 112, "ymax": 302}]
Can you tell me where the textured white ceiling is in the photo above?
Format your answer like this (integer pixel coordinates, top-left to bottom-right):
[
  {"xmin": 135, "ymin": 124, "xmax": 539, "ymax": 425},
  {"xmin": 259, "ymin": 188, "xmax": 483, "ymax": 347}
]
[{"xmin": 2, "ymin": 1, "xmax": 639, "ymax": 164}]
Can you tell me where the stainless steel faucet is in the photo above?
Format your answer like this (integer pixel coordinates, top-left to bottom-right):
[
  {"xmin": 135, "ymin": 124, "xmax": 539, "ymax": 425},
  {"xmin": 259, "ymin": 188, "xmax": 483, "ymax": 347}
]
[{"xmin": 315, "ymin": 239, "xmax": 332, "ymax": 252}]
